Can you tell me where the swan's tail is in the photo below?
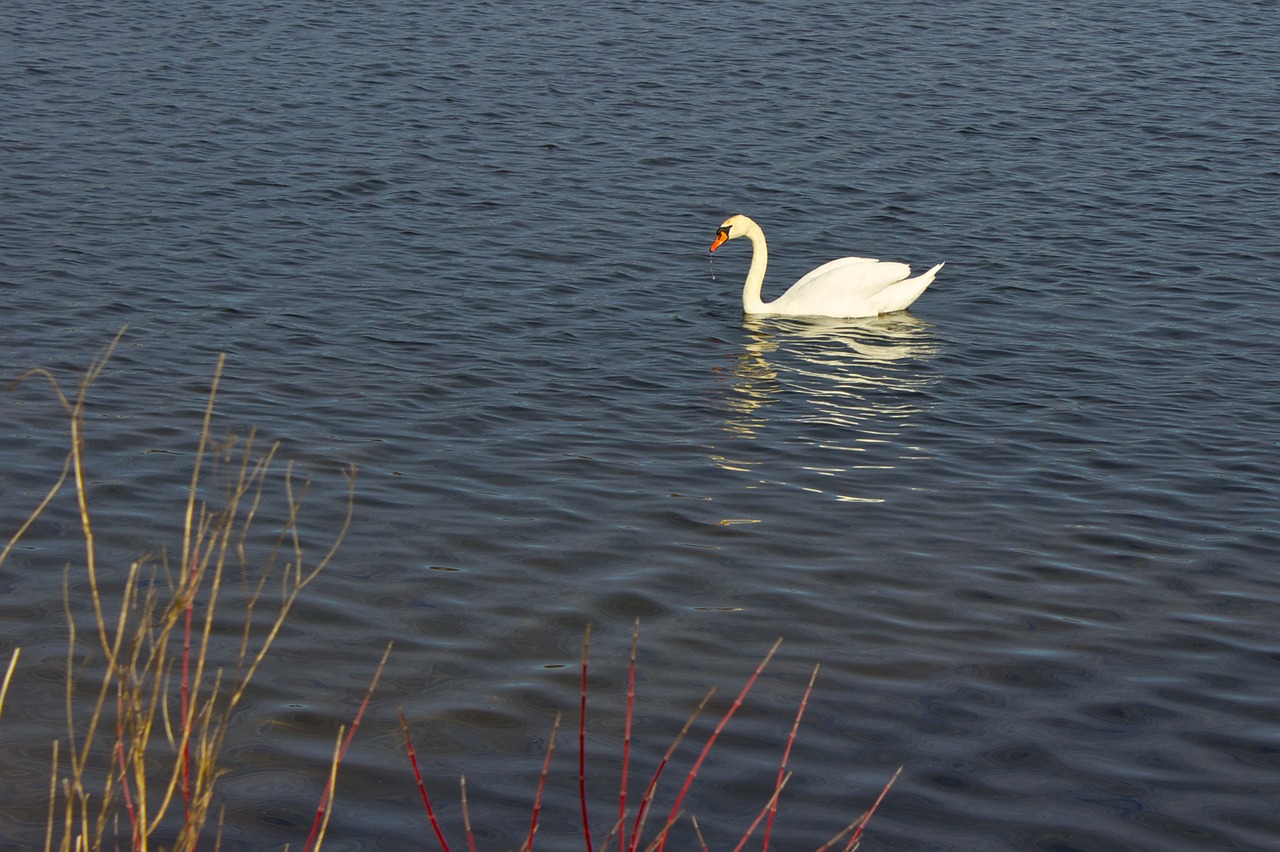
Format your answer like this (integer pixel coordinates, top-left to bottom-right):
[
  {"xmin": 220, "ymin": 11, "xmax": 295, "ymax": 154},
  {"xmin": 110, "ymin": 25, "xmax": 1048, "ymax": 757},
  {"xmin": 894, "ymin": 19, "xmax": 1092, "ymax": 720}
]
[
  {"xmin": 873, "ymin": 262, "xmax": 945, "ymax": 314},
  {"xmin": 919, "ymin": 262, "xmax": 945, "ymax": 283}
]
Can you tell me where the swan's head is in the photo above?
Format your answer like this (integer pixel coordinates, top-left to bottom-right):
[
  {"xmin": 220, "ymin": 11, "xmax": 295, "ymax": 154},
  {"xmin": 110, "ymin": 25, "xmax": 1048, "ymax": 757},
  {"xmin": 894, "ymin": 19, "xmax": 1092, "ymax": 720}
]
[{"xmin": 709, "ymin": 214, "xmax": 757, "ymax": 252}]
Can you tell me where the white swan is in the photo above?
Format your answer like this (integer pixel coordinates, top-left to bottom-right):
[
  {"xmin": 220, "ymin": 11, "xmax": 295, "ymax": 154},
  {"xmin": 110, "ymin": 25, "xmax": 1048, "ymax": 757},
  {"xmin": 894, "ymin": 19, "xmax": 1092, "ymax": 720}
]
[{"xmin": 709, "ymin": 214, "xmax": 943, "ymax": 318}]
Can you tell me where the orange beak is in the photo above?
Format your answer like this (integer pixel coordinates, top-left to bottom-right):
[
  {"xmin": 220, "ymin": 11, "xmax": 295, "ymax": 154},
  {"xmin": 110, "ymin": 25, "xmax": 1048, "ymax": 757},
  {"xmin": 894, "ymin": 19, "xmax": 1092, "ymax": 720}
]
[{"xmin": 709, "ymin": 230, "xmax": 728, "ymax": 252}]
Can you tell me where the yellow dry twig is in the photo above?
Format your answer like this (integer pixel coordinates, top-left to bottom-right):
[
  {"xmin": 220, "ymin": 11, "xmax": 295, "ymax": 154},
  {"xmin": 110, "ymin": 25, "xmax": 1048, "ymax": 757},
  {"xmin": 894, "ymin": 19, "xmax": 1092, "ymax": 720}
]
[{"xmin": 5, "ymin": 331, "xmax": 357, "ymax": 852}]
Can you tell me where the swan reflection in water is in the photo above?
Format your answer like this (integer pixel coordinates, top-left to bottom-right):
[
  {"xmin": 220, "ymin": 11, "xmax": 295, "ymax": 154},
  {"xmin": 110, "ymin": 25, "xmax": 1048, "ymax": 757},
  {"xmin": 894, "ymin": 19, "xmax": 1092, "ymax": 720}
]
[{"xmin": 714, "ymin": 313, "xmax": 940, "ymax": 503}]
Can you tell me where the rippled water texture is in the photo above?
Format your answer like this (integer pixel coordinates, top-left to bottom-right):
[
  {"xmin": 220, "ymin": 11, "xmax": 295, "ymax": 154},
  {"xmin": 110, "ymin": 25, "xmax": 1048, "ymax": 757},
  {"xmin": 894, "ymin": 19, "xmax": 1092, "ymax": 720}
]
[{"xmin": 3, "ymin": 0, "xmax": 1279, "ymax": 849}]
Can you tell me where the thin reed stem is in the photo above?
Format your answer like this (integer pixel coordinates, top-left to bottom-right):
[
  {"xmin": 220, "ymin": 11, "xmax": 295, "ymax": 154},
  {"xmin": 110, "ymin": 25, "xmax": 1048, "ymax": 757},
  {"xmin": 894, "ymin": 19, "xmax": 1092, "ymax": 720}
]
[
  {"xmin": 0, "ymin": 453, "xmax": 70, "ymax": 568},
  {"xmin": 763, "ymin": 664, "xmax": 819, "ymax": 852},
  {"xmin": 628, "ymin": 689, "xmax": 715, "ymax": 852},
  {"xmin": 398, "ymin": 708, "xmax": 452, "ymax": 852},
  {"xmin": 814, "ymin": 765, "xmax": 903, "ymax": 852},
  {"xmin": 460, "ymin": 776, "xmax": 477, "ymax": 852},
  {"xmin": 303, "ymin": 643, "xmax": 393, "ymax": 852},
  {"xmin": 309, "ymin": 726, "xmax": 346, "ymax": 852},
  {"xmin": 844, "ymin": 766, "xmax": 902, "ymax": 851},
  {"xmin": 652, "ymin": 638, "xmax": 783, "ymax": 852},
  {"xmin": 691, "ymin": 814, "xmax": 709, "ymax": 852},
  {"xmin": 112, "ymin": 691, "xmax": 138, "ymax": 843},
  {"xmin": 179, "ymin": 544, "xmax": 197, "ymax": 821},
  {"xmin": 177, "ymin": 350, "xmax": 225, "ymax": 825},
  {"xmin": 0, "ymin": 648, "xmax": 19, "ymax": 722},
  {"xmin": 597, "ymin": 813, "xmax": 627, "ymax": 852},
  {"xmin": 618, "ymin": 619, "xmax": 638, "ymax": 852},
  {"xmin": 733, "ymin": 773, "xmax": 791, "ymax": 852},
  {"xmin": 69, "ymin": 330, "xmax": 128, "ymax": 657},
  {"xmin": 578, "ymin": 625, "xmax": 593, "ymax": 852},
  {"xmin": 519, "ymin": 713, "xmax": 561, "ymax": 852},
  {"xmin": 44, "ymin": 740, "xmax": 58, "ymax": 852}
]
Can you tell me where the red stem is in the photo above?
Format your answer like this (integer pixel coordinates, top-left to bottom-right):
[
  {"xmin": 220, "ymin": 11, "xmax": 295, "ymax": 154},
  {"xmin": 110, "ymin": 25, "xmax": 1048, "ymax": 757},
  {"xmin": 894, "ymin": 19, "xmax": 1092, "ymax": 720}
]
[
  {"xmin": 844, "ymin": 766, "xmax": 902, "ymax": 851},
  {"xmin": 763, "ymin": 664, "xmax": 819, "ymax": 852},
  {"xmin": 618, "ymin": 620, "xmax": 638, "ymax": 852},
  {"xmin": 579, "ymin": 625, "xmax": 594, "ymax": 852},
  {"xmin": 732, "ymin": 772, "xmax": 791, "ymax": 852},
  {"xmin": 302, "ymin": 643, "xmax": 392, "ymax": 852},
  {"xmin": 113, "ymin": 690, "xmax": 139, "ymax": 849},
  {"xmin": 398, "ymin": 707, "xmax": 452, "ymax": 852},
  {"xmin": 653, "ymin": 638, "xmax": 782, "ymax": 852},
  {"xmin": 522, "ymin": 714, "xmax": 561, "ymax": 852},
  {"xmin": 628, "ymin": 689, "xmax": 714, "ymax": 852}
]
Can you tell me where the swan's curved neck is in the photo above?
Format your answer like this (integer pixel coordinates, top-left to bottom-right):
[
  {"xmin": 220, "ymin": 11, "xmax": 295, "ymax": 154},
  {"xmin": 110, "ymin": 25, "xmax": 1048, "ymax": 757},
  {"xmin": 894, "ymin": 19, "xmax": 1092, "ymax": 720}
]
[{"xmin": 742, "ymin": 227, "xmax": 769, "ymax": 313}]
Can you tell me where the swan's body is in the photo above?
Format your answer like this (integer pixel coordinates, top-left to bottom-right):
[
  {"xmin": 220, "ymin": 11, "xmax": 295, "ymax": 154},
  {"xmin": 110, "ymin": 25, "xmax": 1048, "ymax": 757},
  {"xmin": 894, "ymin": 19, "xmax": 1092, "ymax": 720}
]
[{"xmin": 709, "ymin": 214, "xmax": 943, "ymax": 318}]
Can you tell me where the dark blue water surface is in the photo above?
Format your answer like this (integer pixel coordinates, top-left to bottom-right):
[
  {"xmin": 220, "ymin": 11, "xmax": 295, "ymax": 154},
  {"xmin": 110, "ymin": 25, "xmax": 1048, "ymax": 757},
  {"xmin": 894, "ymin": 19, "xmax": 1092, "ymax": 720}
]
[{"xmin": 3, "ymin": 0, "xmax": 1279, "ymax": 849}]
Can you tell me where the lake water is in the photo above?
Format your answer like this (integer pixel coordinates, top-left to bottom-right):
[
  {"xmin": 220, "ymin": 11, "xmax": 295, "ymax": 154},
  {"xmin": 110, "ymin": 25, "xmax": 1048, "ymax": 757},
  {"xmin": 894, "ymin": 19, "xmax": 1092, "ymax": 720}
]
[{"xmin": 3, "ymin": 0, "xmax": 1279, "ymax": 849}]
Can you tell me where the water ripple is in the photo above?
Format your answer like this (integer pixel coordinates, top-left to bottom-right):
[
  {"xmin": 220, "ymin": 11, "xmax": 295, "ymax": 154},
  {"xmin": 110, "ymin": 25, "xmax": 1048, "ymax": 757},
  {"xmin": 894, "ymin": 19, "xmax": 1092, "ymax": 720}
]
[{"xmin": 3, "ymin": 0, "xmax": 1280, "ymax": 849}]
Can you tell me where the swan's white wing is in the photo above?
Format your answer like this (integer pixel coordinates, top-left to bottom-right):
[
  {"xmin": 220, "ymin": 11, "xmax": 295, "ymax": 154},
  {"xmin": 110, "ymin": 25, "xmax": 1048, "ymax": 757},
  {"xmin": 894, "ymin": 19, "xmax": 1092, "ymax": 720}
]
[
  {"xmin": 791, "ymin": 256, "xmax": 882, "ymax": 290},
  {"xmin": 772, "ymin": 257, "xmax": 914, "ymax": 317}
]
